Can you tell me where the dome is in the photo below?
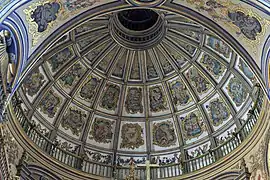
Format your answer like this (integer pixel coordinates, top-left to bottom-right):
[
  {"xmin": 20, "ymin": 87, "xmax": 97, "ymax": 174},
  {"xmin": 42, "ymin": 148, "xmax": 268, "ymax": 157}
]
[{"xmin": 13, "ymin": 8, "xmax": 262, "ymax": 179}]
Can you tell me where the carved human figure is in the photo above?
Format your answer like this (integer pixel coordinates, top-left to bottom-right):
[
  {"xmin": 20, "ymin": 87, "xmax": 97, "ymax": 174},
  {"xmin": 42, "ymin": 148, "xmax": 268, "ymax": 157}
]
[
  {"xmin": 100, "ymin": 84, "xmax": 120, "ymax": 111},
  {"xmin": 149, "ymin": 86, "xmax": 167, "ymax": 112},
  {"xmin": 125, "ymin": 87, "xmax": 143, "ymax": 114}
]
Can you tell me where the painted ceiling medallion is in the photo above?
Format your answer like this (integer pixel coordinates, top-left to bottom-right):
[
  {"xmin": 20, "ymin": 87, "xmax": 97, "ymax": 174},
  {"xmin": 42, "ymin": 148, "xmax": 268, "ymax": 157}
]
[
  {"xmin": 149, "ymin": 86, "xmax": 167, "ymax": 112},
  {"xmin": 169, "ymin": 80, "xmax": 191, "ymax": 106},
  {"xmin": 125, "ymin": 87, "xmax": 143, "ymax": 114},
  {"xmin": 100, "ymin": 84, "xmax": 120, "ymax": 111},
  {"xmin": 61, "ymin": 108, "xmax": 86, "ymax": 136},
  {"xmin": 153, "ymin": 121, "xmax": 177, "ymax": 147},
  {"xmin": 39, "ymin": 90, "xmax": 61, "ymax": 118},
  {"xmin": 181, "ymin": 111, "xmax": 206, "ymax": 140},
  {"xmin": 120, "ymin": 123, "xmax": 144, "ymax": 149},
  {"xmin": 227, "ymin": 77, "xmax": 248, "ymax": 106},
  {"xmin": 207, "ymin": 98, "xmax": 230, "ymax": 127},
  {"xmin": 125, "ymin": 0, "xmax": 166, "ymax": 7},
  {"xmin": 89, "ymin": 118, "xmax": 114, "ymax": 143},
  {"xmin": 23, "ymin": 69, "xmax": 45, "ymax": 96}
]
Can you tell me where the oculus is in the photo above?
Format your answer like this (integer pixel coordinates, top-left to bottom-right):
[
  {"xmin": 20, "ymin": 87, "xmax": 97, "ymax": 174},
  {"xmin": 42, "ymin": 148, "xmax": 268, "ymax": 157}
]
[
  {"xmin": 181, "ymin": 112, "xmax": 206, "ymax": 140},
  {"xmin": 149, "ymin": 86, "xmax": 167, "ymax": 112},
  {"xmin": 89, "ymin": 118, "xmax": 114, "ymax": 143},
  {"xmin": 125, "ymin": 87, "xmax": 143, "ymax": 114},
  {"xmin": 207, "ymin": 98, "xmax": 230, "ymax": 127},
  {"xmin": 39, "ymin": 90, "xmax": 61, "ymax": 118},
  {"xmin": 227, "ymin": 77, "xmax": 248, "ymax": 106},
  {"xmin": 100, "ymin": 84, "xmax": 120, "ymax": 111},
  {"xmin": 23, "ymin": 69, "xmax": 45, "ymax": 96},
  {"xmin": 120, "ymin": 123, "xmax": 144, "ymax": 149},
  {"xmin": 61, "ymin": 108, "xmax": 86, "ymax": 136},
  {"xmin": 153, "ymin": 121, "xmax": 177, "ymax": 147}
]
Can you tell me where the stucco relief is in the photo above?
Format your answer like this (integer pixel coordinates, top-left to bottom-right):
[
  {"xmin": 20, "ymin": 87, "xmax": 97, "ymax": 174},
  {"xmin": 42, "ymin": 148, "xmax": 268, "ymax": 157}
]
[
  {"xmin": 153, "ymin": 121, "xmax": 177, "ymax": 147},
  {"xmin": 23, "ymin": 69, "xmax": 45, "ymax": 96},
  {"xmin": 120, "ymin": 123, "xmax": 144, "ymax": 149},
  {"xmin": 89, "ymin": 118, "xmax": 114, "ymax": 143}
]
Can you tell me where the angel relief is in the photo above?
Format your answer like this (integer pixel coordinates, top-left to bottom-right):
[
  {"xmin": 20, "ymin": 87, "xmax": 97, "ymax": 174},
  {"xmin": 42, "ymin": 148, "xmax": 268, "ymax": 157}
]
[{"xmin": 182, "ymin": 112, "xmax": 206, "ymax": 140}]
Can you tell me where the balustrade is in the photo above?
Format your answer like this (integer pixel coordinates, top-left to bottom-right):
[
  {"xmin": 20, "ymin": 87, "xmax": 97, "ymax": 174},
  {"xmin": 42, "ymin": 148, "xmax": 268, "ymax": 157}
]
[{"xmin": 8, "ymin": 87, "xmax": 265, "ymax": 179}]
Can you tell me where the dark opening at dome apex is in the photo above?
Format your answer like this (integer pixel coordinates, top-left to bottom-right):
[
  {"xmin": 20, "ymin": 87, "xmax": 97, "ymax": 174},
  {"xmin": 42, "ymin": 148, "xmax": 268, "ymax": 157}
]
[{"xmin": 117, "ymin": 9, "xmax": 159, "ymax": 31}]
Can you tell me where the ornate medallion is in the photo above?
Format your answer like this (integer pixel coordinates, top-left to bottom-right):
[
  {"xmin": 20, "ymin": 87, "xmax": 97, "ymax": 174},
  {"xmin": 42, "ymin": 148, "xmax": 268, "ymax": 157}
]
[
  {"xmin": 61, "ymin": 108, "xmax": 86, "ymax": 136},
  {"xmin": 153, "ymin": 121, "xmax": 177, "ymax": 147},
  {"xmin": 149, "ymin": 86, "xmax": 167, "ymax": 112},
  {"xmin": 207, "ymin": 35, "xmax": 231, "ymax": 58},
  {"xmin": 170, "ymin": 80, "xmax": 191, "ymax": 106},
  {"xmin": 89, "ymin": 118, "xmax": 114, "ymax": 143},
  {"xmin": 23, "ymin": 69, "xmax": 45, "ymax": 96},
  {"xmin": 79, "ymin": 77, "xmax": 100, "ymax": 102},
  {"xmin": 227, "ymin": 77, "xmax": 248, "ymax": 106},
  {"xmin": 181, "ymin": 111, "xmax": 206, "ymax": 140},
  {"xmin": 39, "ymin": 90, "xmax": 61, "ymax": 118},
  {"xmin": 207, "ymin": 98, "xmax": 230, "ymax": 127},
  {"xmin": 200, "ymin": 54, "xmax": 225, "ymax": 79},
  {"xmin": 100, "ymin": 84, "xmax": 120, "ymax": 111},
  {"xmin": 125, "ymin": 87, "xmax": 143, "ymax": 114},
  {"xmin": 186, "ymin": 67, "xmax": 211, "ymax": 95},
  {"xmin": 120, "ymin": 123, "xmax": 144, "ymax": 149},
  {"xmin": 239, "ymin": 59, "xmax": 255, "ymax": 82},
  {"xmin": 228, "ymin": 11, "xmax": 262, "ymax": 40},
  {"xmin": 60, "ymin": 62, "xmax": 85, "ymax": 88},
  {"xmin": 48, "ymin": 47, "xmax": 74, "ymax": 72}
]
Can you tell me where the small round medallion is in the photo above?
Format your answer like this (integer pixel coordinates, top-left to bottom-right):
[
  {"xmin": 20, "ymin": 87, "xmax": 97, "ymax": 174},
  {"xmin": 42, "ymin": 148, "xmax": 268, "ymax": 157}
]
[{"xmin": 126, "ymin": 0, "xmax": 165, "ymax": 7}]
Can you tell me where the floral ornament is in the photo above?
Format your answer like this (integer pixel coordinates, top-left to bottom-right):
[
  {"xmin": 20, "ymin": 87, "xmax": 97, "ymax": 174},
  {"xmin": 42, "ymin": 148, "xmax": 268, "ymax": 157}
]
[
  {"xmin": 79, "ymin": 77, "xmax": 100, "ymax": 102},
  {"xmin": 181, "ymin": 111, "xmax": 206, "ymax": 140},
  {"xmin": 47, "ymin": 47, "xmax": 74, "ymax": 72},
  {"xmin": 228, "ymin": 11, "xmax": 262, "ymax": 40},
  {"xmin": 149, "ymin": 86, "xmax": 167, "ymax": 112},
  {"xmin": 153, "ymin": 121, "xmax": 177, "ymax": 147},
  {"xmin": 200, "ymin": 54, "xmax": 225, "ymax": 79},
  {"xmin": 85, "ymin": 150, "xmax": 112, "ymax": 165},
  {"xmin": 23, "ymin": 69, "xmax": 45, "ymax": 96},
  {"xmin": 89, "ymin": 118, "xmax": 114, "ymax": 143},
  {"xmin": 207, "ymin": 98, "xmax": 230, "ymax": 127},
  {"xmin": 170, "ymin": 80, "xmax": 191, "ymax": 106},
  {"xmin": 63, "ymin": 0, "xmax": 99, "ymax": 12},
  {"xmin": 186, "ymin": 67, "xmax": 211, "ymax": 95},
  {"xmin": 238, "ymin": 59, "xmax": 255, "ymax": 82},
  {"xmin": 120, "ymin": 123, "xmax": 144, "ymax": 149},
  {"xmin": 60, "ymin": 62, "xmax": 85, "ymax": 87},
  {"xmin": 100, "ymin": 84, "xmax": 120, "ymax": 111},
  {"xmin": 61, "ymin": 108, "xmax": 86, "ymax": 136},
  {"xmin": 125, "ymin": 87, "xmax": 143, "ymax": 114},
  {"xmin": 227, "ymin": 77, "xmax": 248, "ymax": 106},
  {"xmin": 30, "ymin": 2, "xmax": 60, "ymax": 32},
  {"xmin": 39, "ymin": 90, "xmax": 61, "ymax": 118}
]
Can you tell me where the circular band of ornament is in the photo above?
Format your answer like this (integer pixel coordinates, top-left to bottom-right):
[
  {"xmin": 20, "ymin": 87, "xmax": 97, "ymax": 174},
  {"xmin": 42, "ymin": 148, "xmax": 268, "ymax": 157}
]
[{"xmin": 126, "ymin": 0, "xmax": 166, "ymax": 7}]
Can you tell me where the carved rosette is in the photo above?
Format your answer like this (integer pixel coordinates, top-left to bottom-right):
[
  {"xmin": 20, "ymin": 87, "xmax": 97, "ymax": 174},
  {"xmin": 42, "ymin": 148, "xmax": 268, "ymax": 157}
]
[
  {"xmin": 153, "ymin": 121, "xmax": 177, "ymax": 147},
  {"xmin": 120, "ymin": 123, "xmax": 144, "ymax": 149},
  {"xmin": 89, "ymin": 118, "xmax": 114, "ymax": 143}
]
